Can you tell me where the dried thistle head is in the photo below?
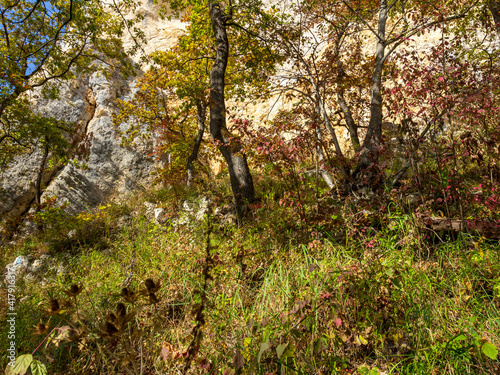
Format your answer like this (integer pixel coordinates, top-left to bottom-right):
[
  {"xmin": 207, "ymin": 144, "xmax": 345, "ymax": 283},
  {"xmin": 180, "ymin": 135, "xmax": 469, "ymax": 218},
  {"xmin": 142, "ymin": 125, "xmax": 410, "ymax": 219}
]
[
  {"xmin": 144, "ymin": 279, "xmax": 160, "ymax": 293},
  {"xmin": 50, "ymin": 299, "xmax": 60, "ymax": 311},
  {"xmin": 66, "ymin": 328, "xmax": 81, "ymax": 343},
  {"xmin": 46, "ymin": 299, "xmax": 62, "ymax": 315},
  {"xmin": 116, "ymin": 303, "xmax": 126, "ymax": 317},
  {"xmin": 104, "ymin": 321, "xmax": 119, "ymax": 336},
  {"xmin": 64, "ymin": 284, "xmax": 83, "ymax": 297},
  {"xmin": 33, "ymin": 322, "xmax": 49, "ymax": 335},
  {"xmin": 108, "ymin": 312, "xmax": 117, "ymax": 323},
  {"xmin": 100, "ymin": 322, "xmax": 120, "ymax": 338},
  {"xmin": 121, "ymin": 287, "xmax": 138, "ymax": 303}
]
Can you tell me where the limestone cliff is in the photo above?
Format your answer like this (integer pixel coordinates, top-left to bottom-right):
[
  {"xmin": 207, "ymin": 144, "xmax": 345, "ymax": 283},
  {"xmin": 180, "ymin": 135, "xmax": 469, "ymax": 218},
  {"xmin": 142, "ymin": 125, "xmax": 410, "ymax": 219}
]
[{"xmin": 0, "ymin": 9, "xmax": 186, "ymax": 224}]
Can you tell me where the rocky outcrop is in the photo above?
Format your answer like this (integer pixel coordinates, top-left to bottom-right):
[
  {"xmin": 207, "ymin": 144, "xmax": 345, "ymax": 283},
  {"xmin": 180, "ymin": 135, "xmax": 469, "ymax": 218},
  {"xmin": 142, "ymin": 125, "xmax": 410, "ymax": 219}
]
[{"xmin": 0, "ymin": 11, "xmax": 187, "ymax": 224}]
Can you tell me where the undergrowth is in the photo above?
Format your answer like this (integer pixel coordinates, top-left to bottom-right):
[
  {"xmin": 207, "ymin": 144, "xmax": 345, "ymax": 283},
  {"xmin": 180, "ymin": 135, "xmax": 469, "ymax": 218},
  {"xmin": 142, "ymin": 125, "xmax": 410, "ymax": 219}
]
[{"xmin": 1, "ymin": 185, "xmax": 499, "ymax": 375}]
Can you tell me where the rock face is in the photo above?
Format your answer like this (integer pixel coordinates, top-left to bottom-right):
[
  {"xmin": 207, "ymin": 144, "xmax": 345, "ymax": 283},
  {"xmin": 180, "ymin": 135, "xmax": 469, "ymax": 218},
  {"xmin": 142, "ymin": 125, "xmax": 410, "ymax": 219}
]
[
  {"xmin": 0, "ymin": 69, "xmax": 159, "ymax": 222},
  {"xmin": 0, "ymin": 9, "xmax": 187, "ymax": 224}
]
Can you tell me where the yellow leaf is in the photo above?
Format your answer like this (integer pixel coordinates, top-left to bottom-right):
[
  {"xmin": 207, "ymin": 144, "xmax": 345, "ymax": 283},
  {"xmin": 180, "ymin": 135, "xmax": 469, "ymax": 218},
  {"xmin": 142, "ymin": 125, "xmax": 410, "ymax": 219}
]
[{"xmin": 358, "ymin": 335, "xmax": 368, "ymax": 345}]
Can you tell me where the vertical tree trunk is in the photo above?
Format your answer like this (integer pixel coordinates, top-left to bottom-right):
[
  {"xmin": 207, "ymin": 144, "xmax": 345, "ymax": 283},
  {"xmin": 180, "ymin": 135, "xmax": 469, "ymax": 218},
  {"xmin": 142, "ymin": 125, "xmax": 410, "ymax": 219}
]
[
  {"xmin": 354, "ymin": 0, "xmax": 388, "ymax": 185},
  {"xmin": 208, "ymin": 2, "xmax": 255, "ymax": 215},
  {"xmin": 35, "ymin": 137, "xmax": 49, "ymax": 211},
  {"xmin": 314, "ymin": 107, "xmax": 335, "ymax": 189},
  {"xmin": 489, "ymin": 1, "xmax": 500, "ymax": 30},
  {"xmin": 186, "ymin": 102, "xmax": 206, "ymax": 187},
  {"xmin": 310, "ymin": 82, "xmax": 350, "ymax": 179}
]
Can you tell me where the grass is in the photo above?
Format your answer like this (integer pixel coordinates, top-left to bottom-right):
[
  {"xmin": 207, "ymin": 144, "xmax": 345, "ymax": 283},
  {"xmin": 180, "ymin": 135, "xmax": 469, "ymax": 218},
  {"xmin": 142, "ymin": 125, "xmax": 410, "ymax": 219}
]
[{"xmin": 0, "ymin": 187, "xmax": 499, "ymax": 375}]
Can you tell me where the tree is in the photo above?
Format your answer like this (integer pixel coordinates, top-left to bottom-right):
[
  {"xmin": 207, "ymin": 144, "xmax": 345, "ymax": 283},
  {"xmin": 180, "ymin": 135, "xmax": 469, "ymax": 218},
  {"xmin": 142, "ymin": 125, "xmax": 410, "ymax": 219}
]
[
  {"xmin": 207, "ymin": 2, "xmax": 255, "ymax": 214},
  {"xmin": 263, "ymin": 0, "xmax": 486, "ymax": 190},
  {"xmin": 123, "ymin": 0, "xmax": 280, "ymax": 215},
  {"xmin": 385, "ymin": 13, "xmax": 500, "ymax": 213}
]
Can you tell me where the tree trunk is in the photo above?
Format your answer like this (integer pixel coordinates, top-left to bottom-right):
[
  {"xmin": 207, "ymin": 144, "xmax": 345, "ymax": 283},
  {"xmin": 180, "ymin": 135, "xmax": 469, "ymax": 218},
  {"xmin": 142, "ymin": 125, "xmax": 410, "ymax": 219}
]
[
  {"xmin": 35, "ymin": 137, "xmax": 49, "ymax": 210},
  {"xmin": 354, "ymin": 0, "xmax": 388, "ymax": 186},
  {"xmin": 310, "ymin": 82, "xmax": 350, "ymax": 179},
  {"xmin": 208, "ymin": 2, "xmax": 255, "ymax": 215},
  {"xmin": 489, "ymin": 0, "xmax": 500, "ymax": 30},
  {"xmin": 337, "ymin": 89, "xmax": 360, "ymax": 151},
  {"xmin": 314, "ymin": 109, "xmax": 335, "ymax": 189},
  {"xmin": 186, "ymin": 102, "xmax": 206, "ymax": 187}
]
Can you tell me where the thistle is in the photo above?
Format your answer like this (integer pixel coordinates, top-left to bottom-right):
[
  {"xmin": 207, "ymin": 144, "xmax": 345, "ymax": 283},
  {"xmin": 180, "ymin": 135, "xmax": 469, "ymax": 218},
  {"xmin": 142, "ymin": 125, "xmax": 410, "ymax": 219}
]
[
  {"xmin": 46, "ymin": 299, "xmax": 62, "ymax": 315},
  {"xmin": 64, "ymin": 284, "xmax": 83, "ymax": 297},
  {"xmin": 33, "ymin": 321, "xmax": 49, "ymax": 335}
]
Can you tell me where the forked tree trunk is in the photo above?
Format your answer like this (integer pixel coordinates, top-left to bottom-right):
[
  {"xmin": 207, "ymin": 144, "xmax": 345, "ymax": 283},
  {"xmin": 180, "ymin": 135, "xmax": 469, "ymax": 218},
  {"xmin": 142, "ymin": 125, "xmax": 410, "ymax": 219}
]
[
  {"xmin": 208, "ymin": 2, "xmax": 255, "ymax": 215},
  {"xmin": 354, "ymin": 0, "xmax": 388, "ymax": 185}
]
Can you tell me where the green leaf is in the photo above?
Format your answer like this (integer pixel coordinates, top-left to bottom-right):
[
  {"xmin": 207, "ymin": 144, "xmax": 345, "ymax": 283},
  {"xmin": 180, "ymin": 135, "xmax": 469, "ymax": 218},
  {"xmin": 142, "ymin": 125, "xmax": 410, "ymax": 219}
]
[
  {"xmin": 30, "ymin": 360, "xmax": 47, "ymax": 375},
  {"xmin": 6, "ymin": 354, "xmax": 33, "ymax": 375},
  {"xmin": 257, "ymin": 341, "xmax": 271, "ymax": 362},
  {"xmin": 357, "ymin": 366, "xmax": 380, "ymax": 375},
  {"xmin": 482, "ymin": 342, "xmax": 498, "ymax": 360},
  {"xmin": 276, "ymin": 343, "xmax": 287, "ymax": 359},
  {"xmin": 282, "ymin": 343, "xmax": 296, "ymax": 359},
  {"xmin": 392, "ymin": 277, "xmax": 402, "ymax": 289},
  {"xmin": 4, "ymin": 365, "xmax": 15, "ymax": 375}
]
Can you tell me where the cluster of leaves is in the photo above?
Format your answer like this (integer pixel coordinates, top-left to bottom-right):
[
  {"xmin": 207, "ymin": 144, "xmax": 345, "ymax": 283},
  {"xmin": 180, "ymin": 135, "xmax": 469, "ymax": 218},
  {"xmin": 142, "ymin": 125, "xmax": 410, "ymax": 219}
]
[
  {"xmin": 0, "ymin": 0, "xmax": 139, "ymax": 161},
  {"xmin": 234, "ymin": 110, "xmax": 322, "ymax": 220},
  {"xmin": 0, "ymin": 98, "xmax": 73, "ymax": 167},
  {"xmin": 115, "ymin": 37, "xmax": 212, "ymax": 187},
  {"xmin": 115, "ymin": 0, "xmax": 282, "ymax": 193}
]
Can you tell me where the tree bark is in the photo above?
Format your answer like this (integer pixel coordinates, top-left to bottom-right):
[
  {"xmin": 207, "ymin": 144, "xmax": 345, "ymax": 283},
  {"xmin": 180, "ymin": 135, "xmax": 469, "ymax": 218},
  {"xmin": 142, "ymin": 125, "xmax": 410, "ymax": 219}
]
[
  {"xmin": 208, "ymin": 2, "xmax": 255, "ymax": 216},
  {"xmin": 489, "ymin": 0, "xmax": 500, "ymax": 30},
  {"xmin": 354, "ymin": 0, "xmax": 388, "ymax": 184},
  {"xmin": 35, "ymin": 137, "xmax": 49, "ymax": 210},
  {"xmin": 314, "ymin": 108, "xmax": 335, "ymax": 189},
  {"xmin": 186, "ymin": 102, "xmax": 206, "ymax": 187}
]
